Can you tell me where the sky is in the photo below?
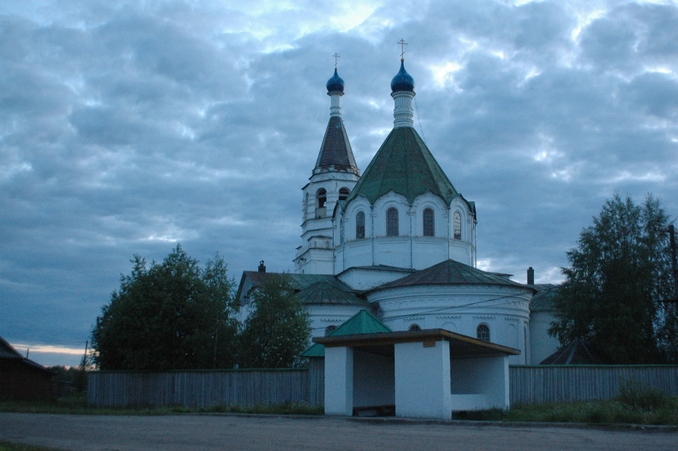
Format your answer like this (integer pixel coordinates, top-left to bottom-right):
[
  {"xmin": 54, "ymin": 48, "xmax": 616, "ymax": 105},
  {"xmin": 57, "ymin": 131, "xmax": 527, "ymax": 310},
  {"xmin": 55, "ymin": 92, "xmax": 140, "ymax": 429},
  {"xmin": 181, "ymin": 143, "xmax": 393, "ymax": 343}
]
[{"xmin": 1, "ymin": 0, "xmax": 677, "ymax": 367}]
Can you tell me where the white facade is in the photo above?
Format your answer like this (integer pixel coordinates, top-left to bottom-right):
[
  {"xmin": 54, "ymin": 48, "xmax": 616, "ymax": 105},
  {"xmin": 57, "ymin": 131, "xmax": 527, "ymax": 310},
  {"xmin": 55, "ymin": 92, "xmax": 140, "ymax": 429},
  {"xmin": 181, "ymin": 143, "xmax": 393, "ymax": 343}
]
[
  {"xmin": 270, "ymin": 62, "xmax": 560, "ymax": 370},
  {"xmin": 369, "ymin": 284, "xmax": 532, "ymax": 365},
  {"xmin": 335, "ymin": 191, "xmax": 476, "ymax": 273}
]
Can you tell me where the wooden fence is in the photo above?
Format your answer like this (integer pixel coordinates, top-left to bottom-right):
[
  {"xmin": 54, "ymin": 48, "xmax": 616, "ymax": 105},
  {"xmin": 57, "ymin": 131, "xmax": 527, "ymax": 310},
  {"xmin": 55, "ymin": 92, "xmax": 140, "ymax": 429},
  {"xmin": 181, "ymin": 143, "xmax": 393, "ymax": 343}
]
[
  {"xmin": 510, "ymin": 365, "xmax": 678, "ymax": 405},
  {"xmin": 88, "ymin": 365, "xmax": 323, "ymax": 408},
  {"xmin": 89, "ymin": 363, "xmax": 678, "ymax": 408}
]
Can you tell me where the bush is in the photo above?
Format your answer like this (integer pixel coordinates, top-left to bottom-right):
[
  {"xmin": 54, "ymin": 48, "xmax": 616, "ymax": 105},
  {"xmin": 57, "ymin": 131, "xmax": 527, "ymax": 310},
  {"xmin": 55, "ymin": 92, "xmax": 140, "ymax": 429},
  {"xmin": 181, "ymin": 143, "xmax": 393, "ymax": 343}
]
[{"xmin": 617, "ymin": 379, "xmax": 670, "ymax": 411}]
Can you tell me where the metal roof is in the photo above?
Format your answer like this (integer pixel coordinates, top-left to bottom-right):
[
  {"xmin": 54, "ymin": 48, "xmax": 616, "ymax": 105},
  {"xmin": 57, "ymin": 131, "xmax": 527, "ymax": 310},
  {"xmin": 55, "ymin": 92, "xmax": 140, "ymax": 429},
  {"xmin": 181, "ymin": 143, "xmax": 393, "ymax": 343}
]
[
  {"xmin": 300, "ymin": 310, "xmax": 391, "ymax": 358},
  {"xmin": 372, "ymin": 259, "xmax": 536, "ymax": 292},
  {"xmin": 295, "ymin": 281, "xmax": 368, "ymax": 306},
  {"xmin": 0, "ymin": 335, "xmax": 52, "ymax": 373},
  {"xmin": 237, "ymin": 272, "xmax": 368, "ymax": 307},
  {"xmin": 540, "ymin": 338, "xmax": 604, "ymax": 365},
  {"xmin": 530, "ymin": 284, "xmax": 560, "ymax": 312},
  {"xmin": 344, "ymin": 126, "xmax": 463, "ymax": 206},
  {"xmin": 314, "ymin": 115, "xmax": 359, "ymax": 175},
  {"xmin": 329, "ymin": 310, "xmax": 392, "ymax": 336}
]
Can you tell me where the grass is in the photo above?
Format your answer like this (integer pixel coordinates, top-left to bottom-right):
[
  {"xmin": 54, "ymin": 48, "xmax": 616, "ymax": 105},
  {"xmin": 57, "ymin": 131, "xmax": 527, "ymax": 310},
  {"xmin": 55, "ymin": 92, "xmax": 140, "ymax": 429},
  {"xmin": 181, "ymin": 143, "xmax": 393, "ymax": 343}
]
[
  {"xmin": 457, "ymin": 383, "xmax": 678, "ymax": 426},
  {"xmin": 0, "ymin": 441, "xmax": 62, "ymax": 451},
  {"xmin": 2, "ymin": 382, "xmax": 676, "ymax": 425},
  {"xmin": 0, "ymin": 393, "xmax": 322, "ymax": 416}
]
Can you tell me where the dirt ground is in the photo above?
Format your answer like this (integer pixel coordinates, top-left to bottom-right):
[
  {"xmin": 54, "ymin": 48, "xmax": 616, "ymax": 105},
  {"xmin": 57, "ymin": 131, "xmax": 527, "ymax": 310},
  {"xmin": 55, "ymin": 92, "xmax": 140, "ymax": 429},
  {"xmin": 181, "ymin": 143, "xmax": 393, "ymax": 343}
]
[{"xmin": 1, "ymin": 412, "xmax": 676, "ymax": 450}]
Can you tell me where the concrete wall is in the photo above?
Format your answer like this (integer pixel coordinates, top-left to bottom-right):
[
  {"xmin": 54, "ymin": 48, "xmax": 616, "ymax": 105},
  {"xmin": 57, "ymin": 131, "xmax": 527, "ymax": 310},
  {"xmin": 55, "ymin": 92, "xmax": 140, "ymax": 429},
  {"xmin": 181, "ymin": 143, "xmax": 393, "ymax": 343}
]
[
  {"xmin": 324, "ymin": 347, "xmax": 353, "ymax": 415},
  {"xmin": 451, "ymin": 356, "xmax": 510, "ymax": 410},
  {"xmin": 394, "ymin": 340, "xmax": 452, "ymax": 419}
]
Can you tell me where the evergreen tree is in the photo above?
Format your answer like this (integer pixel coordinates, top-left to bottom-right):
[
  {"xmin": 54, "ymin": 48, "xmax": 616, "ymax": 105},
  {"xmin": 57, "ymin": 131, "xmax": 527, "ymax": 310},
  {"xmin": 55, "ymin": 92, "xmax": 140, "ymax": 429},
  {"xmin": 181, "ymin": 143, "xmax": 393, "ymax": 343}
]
[
  {"xmin": 550, "ymin": 194, "xmax": 677, "ymax": 363},
  {"xmin": 92, "ymin": 245, "xmax": 239, "ymax": 370},
  {"xmin": 238, "ymin": 274, "xmax": 310, "ymax": 368}
]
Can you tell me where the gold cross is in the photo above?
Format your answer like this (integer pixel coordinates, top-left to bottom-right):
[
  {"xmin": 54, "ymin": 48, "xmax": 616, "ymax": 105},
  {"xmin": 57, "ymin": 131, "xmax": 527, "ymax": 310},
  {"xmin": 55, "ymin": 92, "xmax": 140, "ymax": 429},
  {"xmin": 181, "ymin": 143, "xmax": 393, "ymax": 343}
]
[
  {"xmin": 397, "ymin": 39, "xmax": 408, "ymax": 61},
  {"xmin": 332, "ymin": 53, "xmax": 340, "ymax": 69}
]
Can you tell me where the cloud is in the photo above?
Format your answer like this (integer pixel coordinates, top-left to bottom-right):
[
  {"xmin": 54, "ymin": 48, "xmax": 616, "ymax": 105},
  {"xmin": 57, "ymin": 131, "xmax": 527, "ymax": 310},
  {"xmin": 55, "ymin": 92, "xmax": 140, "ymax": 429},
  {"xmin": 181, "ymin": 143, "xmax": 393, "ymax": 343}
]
[{"xmin": 0, "ymin": 0, "xmax": 676, "ymax": 365}]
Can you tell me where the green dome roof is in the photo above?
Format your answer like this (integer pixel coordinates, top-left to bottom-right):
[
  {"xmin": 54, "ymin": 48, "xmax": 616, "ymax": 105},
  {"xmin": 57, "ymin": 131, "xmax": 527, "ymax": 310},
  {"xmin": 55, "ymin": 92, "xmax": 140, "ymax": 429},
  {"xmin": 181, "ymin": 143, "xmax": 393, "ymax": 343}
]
[{"xmin": 345, "ymin": 127, "xmax": 459, "ymax": 205}]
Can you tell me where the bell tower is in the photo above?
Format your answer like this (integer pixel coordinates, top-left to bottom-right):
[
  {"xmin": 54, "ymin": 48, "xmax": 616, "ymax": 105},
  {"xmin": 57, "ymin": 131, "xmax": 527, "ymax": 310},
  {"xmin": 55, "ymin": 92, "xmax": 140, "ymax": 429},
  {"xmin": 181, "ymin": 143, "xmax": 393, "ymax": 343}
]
[{"xmin": 294, "ymin": 60, "xmax": 360, "ymax": 274}]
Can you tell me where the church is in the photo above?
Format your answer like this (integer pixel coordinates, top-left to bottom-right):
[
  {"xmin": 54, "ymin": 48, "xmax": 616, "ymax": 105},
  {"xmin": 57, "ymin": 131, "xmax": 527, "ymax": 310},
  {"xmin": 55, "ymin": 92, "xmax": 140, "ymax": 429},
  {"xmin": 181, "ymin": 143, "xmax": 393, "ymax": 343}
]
[{"xmin": 237, "ymin": 56, "xmax": 560, "ymax": 365}]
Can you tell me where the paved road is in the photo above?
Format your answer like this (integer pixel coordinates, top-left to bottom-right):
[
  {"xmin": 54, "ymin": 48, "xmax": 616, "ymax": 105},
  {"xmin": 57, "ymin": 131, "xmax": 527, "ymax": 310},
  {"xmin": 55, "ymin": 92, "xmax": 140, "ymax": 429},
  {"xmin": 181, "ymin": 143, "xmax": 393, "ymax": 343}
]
[{"xmin": 1, "ymin": 413, "xmax": 676, "ymax": 450}]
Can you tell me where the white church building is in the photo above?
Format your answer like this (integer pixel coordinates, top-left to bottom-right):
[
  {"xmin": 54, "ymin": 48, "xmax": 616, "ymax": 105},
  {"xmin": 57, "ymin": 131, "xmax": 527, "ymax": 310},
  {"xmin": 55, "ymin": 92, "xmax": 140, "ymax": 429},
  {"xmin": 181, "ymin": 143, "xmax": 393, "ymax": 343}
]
[{"xmin": 237, "ymin": 58, "xmax": 560, "ymax": 366}]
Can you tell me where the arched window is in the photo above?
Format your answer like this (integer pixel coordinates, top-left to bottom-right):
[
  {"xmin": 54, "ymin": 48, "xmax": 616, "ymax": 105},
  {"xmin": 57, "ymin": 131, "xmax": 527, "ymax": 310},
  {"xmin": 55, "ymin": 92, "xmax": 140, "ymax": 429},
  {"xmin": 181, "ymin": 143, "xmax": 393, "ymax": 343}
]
[
  {"xmin": 317, "ymin": 189, "xmax": 327, "ymax": 208},
  {"xmin": 339, "ymin": 187, "xmax": 350, "ymax": 201},
  {"xmin": 423, "ymin": 208, "xmax": 435, "ymax": 236},
  {"xmin": 477, "ymin": 324, "xmax": 490, "ymax": 342},
  {"xmin": 325, "ymin": 325, "xmax": 337, "ymax": 336},
  {"xmin": 356, "ymin": 211, "xmax": 365, "ymax": 239},
  {"xmin": 386, "ymin": 208, "xmax": 399, "ymax": 236},
  {"xmin": 453, "ymin": 211, "xmax": 462, "ymax": 240},
  {"xmin": 409, "ymin": 324, "xmax": 421, "ymax": 331}
]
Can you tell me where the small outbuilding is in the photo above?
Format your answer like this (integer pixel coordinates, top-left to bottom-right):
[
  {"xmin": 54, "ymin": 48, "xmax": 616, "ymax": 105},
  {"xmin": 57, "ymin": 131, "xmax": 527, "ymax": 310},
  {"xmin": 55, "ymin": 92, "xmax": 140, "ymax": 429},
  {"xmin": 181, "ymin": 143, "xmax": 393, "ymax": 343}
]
[
  {"xmin": 0, "ymin": 336, "xmax": 53, "ymax": 400},
  {"xmin": 311, "ymin": 311, "xmax": 519, "ymax": 420}
]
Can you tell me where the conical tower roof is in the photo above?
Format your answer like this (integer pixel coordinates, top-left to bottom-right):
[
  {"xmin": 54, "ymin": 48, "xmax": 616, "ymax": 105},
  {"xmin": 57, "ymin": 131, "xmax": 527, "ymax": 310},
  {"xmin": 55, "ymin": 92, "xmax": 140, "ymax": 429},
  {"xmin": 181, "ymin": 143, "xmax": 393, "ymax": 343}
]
[
  {"xmin": 313, "ymin": 68, "xmax": 359, "ymax": 175},
  {"xmin": 345, "ymin": 126, "xmax": 458, "ymax": 205},
  {"xmin": 314, "ymin": 115, "xmax": 359, "ymax": 175}
]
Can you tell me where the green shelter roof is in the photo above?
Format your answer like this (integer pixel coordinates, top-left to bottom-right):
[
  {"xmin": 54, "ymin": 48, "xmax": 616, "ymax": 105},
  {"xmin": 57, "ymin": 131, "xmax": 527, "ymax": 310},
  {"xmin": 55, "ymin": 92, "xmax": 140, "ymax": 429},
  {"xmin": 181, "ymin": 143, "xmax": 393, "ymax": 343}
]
[
  {"xmin": 300, "ymin": 310, "xmax": 391, "ymax": 358},
  {"xmin": 345, "ymin": 127, "xmax": 459, "ymax": 205}
]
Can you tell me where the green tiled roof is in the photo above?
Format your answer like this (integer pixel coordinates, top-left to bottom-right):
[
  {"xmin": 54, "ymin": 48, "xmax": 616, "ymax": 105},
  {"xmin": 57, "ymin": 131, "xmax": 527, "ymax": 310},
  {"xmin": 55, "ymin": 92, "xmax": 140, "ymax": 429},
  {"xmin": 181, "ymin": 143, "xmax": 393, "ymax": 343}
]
[
  {"xmin": 373, "ymin": 259, "xmax": 536, "ymax": 292},
  {"xmin": 330, "ymin": 310, "xmax": 392, "ymax": 336},
  {"xmin": 295, "ymin": 281, "xmax": 368, "ymax": 306},
  {"xmin": 238, "ymin": 272, "xmax": 368, "ymax": 305},
  {"xmin": 300, "ymin": 310, "xmax": 391, "ymax": 358},
  {"xmin": 345, "ymin": 127, "xmax": 459, "ymax": 205}
]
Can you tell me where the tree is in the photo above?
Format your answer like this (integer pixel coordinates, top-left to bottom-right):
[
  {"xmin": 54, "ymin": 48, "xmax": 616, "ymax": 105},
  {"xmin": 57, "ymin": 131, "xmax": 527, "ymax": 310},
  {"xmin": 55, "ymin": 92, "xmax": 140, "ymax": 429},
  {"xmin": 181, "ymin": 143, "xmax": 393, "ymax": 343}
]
[
  {"xmin": 550, "ymin": 194, "xmax": 677, "ymax": 363},
  {"xmin": 238, "ymin": 274, "xmax": 310, "ymax": 368},
  {"xmin": 91, "ymin": 245, "xmax": 239, "ymax": 370}
]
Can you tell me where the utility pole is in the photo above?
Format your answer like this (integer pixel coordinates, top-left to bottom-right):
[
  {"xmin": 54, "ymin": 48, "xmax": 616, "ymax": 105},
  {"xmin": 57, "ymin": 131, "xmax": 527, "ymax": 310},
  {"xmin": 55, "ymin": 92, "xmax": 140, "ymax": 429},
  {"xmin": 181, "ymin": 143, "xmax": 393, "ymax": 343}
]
[
  {"xmin": 659, "ymin": 224, "xmax": 678, "ymax": 303},
  {"xmin": 669, "ymin": 224, "xmax": 678, "ymax": 302}
]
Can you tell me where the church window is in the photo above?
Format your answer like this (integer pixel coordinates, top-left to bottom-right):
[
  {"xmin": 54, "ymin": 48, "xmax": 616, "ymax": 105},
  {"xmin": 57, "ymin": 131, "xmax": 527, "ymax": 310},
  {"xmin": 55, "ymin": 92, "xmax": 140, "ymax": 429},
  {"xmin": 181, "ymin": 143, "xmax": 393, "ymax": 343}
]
[
  {"xmin": 453, "ymin": 211, "xmax": 462, "ymax": 240},
  {"xmin": 339, "ymin": 187, "xmax": 350, "ymax": 201},
  {"xmin": 356, "ymin": 211, "xmax": 365, "ymax": 239},
  {"xmin": 423, "ymin": 208, "xmax": 435, "ymax": 236},
  {"xmin": 325, "ymin": 325, "xmax": 337, "ymax": 336},
  {"xmin": 477, "ymin": 324, "xmax": 490, "ymax": 342},
  {"xmin": 317, "ymin": 189, "xmax": 327, "ymax": 208},
  {"xmin": 386, "ymin": 208, "xmax": 399, "ymax": 236},
  {"xmin": 409, "ymin": 324, "xmax": 421, "ymax": 331}
]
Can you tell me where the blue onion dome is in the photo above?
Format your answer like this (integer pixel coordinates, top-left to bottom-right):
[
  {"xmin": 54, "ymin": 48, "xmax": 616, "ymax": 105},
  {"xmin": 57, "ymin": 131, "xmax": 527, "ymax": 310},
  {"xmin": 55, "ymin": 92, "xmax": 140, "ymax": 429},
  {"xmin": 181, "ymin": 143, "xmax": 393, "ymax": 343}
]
[
  {"xmin": 326, "ymin": 68, "xmax": 345, "ymax": 93},
  {"xmin": 390, "ymin": 60, "xmax": 415, "ymax": 92}
]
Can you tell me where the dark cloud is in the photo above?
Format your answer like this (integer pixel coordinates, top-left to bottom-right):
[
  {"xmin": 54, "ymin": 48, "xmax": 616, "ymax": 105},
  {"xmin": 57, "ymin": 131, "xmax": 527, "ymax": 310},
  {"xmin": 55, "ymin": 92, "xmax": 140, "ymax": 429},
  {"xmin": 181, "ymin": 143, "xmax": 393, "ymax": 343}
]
[{"xmin": 1, "ymin": 0, "xmax": 676, "ymax": 366}]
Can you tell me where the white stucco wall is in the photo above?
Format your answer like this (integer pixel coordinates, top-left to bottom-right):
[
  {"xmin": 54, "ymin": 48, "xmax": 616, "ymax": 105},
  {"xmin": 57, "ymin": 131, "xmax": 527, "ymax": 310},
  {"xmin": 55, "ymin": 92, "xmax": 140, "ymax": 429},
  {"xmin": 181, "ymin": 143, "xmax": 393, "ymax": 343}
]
[
  {"xmin": 324, "ymin": 346, "xmax": 353, "ymax": 416},
  {"xmin": 394, "ymin": 340, "xmax": 452, "ymax": 419},
  {"xmin": 371, "ymin": 284, "xmax": 531, "ymax": 364},
  {"xmin": 334, "ymin": 192, "xmax": 476, "ymax": 274},
  {"xmin": 451, "ymin": 356, "xmax": 510, "ymax": 410},
  {"xmin": 529, "ymin": 310, "xmax": 561, "ymax": 364}
]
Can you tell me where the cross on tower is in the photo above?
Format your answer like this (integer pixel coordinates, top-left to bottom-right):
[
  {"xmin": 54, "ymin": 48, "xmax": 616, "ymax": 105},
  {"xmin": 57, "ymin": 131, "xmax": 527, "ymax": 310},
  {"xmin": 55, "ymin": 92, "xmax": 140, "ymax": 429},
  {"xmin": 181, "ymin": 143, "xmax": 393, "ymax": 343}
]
[
  {"xmin": 397, "ymin": 39, "xmax": 408, "ymax": 61},
  {"xmin": 332, "ymin": 53, "xmax": 340, "ymax": 69}
]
